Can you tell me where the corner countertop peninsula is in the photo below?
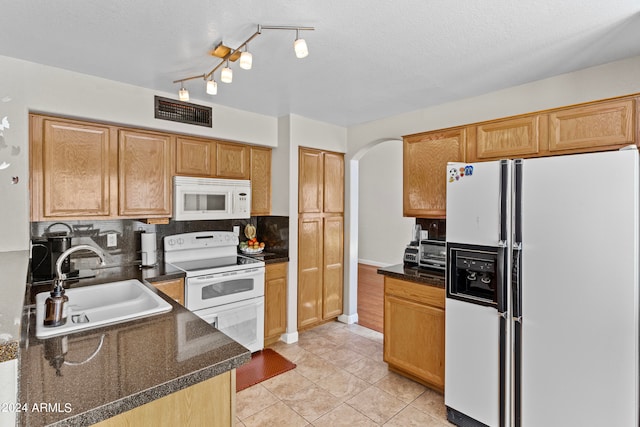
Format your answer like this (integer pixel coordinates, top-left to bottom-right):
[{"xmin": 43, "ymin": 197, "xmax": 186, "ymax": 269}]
[{"xmin": 19, "ymin": 265, "xmax": 250, "ymax": 427}]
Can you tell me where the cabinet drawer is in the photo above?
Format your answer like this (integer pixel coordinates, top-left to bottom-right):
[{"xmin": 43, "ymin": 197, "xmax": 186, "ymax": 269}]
[
  {"xmin": 384, "ymin": 277, "xmax": 444, "ymax": 309},
  {"xmin": 266, "ymin": 262, "xmax": 287, "ymax": 281}
]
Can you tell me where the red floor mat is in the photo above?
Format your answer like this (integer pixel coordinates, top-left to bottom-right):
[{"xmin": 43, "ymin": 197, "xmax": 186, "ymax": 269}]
[{"xmin": 236, "ymin": 348, "xmax": 296, "ymax": 392}]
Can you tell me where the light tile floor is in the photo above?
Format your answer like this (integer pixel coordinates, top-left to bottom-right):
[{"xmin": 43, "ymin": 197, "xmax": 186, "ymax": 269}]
[{"xmin": 236, "ymin": 321, "xmax": 449, "ymax": 426}]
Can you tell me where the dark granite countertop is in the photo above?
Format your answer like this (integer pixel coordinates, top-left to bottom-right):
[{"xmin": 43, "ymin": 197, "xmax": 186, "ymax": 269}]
[
  {"xmin": 241, "ymin": 251, "xmax": 289, "ymax": 264},
  {"xmin": 377, "ymin": 263, "xmax": 446, "ymax": 288},
  {"xmin": 19, "ymin": 268, "xmax": 250, "ymax": 427}
]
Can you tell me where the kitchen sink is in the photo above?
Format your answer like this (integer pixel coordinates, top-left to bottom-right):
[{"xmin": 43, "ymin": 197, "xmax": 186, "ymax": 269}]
[{"xmin": 35, "ymin": 279, "xmax": 172, "ymax": 339}]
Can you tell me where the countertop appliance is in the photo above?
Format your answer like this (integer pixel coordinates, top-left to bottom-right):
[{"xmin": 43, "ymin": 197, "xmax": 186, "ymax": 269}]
[
  {"xmin": 31, "ymin": 235, "xmax": 75, "ymax": 282},
  {"xmin": 418, "ymin": 239, "xmax": 445, "ymax": 270},
  {"xmin": 403, "ymin": 224, "xmax": 422, "ymax": 266},
  {"xmin": 445, "ymin": 147, "xmax": 639, "ymax": 427},
  {"xmin": 173, "ymin": 177, "xmax": 251, "ymax": 221},
  {"xmin": 164, "ymin": 231, "xmax": 265, "ymax": 353}
]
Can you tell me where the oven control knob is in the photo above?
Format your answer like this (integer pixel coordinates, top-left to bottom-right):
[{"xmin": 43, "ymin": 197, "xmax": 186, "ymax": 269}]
[
  {"xmin": 168, "ymin": 238, "xmax": 175, "ymax": 246},
  {"xmin": 177, "ymin": 238, "xmax": 184, "ymax": 245}
]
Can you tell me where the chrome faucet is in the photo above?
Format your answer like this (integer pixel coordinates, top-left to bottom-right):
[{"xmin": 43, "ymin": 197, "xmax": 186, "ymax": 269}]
[{"xmin": 55, "ymin": 244, "xmax": 107, "ymax": 282}]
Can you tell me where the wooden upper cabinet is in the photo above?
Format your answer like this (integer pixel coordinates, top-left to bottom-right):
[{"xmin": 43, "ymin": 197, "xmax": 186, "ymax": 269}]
[
  {"xmin": 216, "ymin": 142, "xmax": 250, "ymax": 179},
  {"xmin": 175, "ymin": 136, "xmax": 215, "ymax": 176},
  {"xmin": 299, "ymin": 147, "xmax": 344, "ymax": 214},
  {"xmin": 299, "ymin": 148, "xmax": 324, "ymax": 213},
  {"xmin": 403, "ymin": 128, "xmax": 466, "ymax": 218},
  {"xmin": 548, "ymin": 99, "xmax": 635, "ymax": 153},
  {"xmin": 118, "ymin": 130, "xmax": 172, "ymax": 217},
  {"xmin": 250, "ymin": 146, "xmax": 272, "ymax": 216},
  {"xmin": 30, "ymin": 115, "xmax": 117, "ymax": 220},
  {"xmin": 468, "ymin": 115, "xmax": 548, "ymax": 162},
  {"xmin": 323, "ymin": 152, "xmax": 345, "ymax": 213}
]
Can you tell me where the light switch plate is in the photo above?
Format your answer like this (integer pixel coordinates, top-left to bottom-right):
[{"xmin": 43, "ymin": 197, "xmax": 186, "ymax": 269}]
[
  {"xmin": 233, "ymin": 226, "xmax": 240, "ymax": 236},
  {"xmin": 107, "ymin": 233, "xmax": 117, "ymax": 247}
]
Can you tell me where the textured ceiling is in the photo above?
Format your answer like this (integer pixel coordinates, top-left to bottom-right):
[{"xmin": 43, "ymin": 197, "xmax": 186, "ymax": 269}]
[{"xmin": 1, "ymin": 1, "xmax": 640, "ymax": 126}]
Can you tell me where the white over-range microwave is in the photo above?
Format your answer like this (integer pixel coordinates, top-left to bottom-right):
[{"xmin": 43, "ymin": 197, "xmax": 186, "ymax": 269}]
[{"xmin": 173, "ymin": 176, "xmax": 251, "ymax": 221}]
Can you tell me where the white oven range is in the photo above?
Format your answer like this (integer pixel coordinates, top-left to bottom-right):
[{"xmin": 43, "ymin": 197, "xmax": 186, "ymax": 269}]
[{"xmin": 164, "ymin": 231, "xmax": 265, "ymax": 353}]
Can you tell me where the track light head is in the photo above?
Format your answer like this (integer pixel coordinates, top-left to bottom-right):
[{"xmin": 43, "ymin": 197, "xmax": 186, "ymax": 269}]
[
  {"xmin": 206, "ymin": 78, "xmax": 218, "ymax": 95},
  {"xmin": 240, "ymin": 47, "xmax": 253, "ymax": 70},
  {"xmin": 178, "ymin": 85, "xmax": 189, "ymax": 101},
  {"xmin": 221, "ymin": 61, "xmax": 233, "ymax": 83}
]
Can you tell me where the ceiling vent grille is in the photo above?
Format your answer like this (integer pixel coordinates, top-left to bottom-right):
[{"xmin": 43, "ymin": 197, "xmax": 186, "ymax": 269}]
[{"xmin": 154, "ymin": 96, "xmax": 212, "ymax": 127}]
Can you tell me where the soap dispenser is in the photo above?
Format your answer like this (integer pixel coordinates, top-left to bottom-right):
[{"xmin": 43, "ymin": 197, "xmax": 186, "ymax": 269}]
[{"xmin": 44, "ymin": 281, "xmax": 69, "ymax": 327}]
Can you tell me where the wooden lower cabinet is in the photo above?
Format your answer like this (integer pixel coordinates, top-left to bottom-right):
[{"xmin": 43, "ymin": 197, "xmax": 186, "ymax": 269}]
[
  {"xmin": 264, "ymin": 263, "xmax": 287, "ymax": 345},
  {"xmin": 148, "ymin": 278, "xmax": 184, "ymax": 306},
  {"xmin": 297, "ymin": 215, "xmax": 344, "ymax": 329},
  {"xmin": 383, "ymin": 276, "xmax": 445, "ymax": 392},
  {"xmin": 93, "ymin": 370, "xmax": 235, "ymax": 426}
]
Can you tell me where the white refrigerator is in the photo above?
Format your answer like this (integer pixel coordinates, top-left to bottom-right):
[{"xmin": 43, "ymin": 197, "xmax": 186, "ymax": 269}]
[{"xmin": 444, "ymin": 147, "xmax": 639, "ymax": 427}]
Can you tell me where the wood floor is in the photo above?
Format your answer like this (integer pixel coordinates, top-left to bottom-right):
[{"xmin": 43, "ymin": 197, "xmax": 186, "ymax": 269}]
[{"xmin": 357, "ymin": 263, "xmax": 384, "ymax": 333}]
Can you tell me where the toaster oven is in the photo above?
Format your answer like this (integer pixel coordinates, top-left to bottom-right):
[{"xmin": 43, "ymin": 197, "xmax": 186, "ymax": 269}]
[{"xmin": 419, "ymin": 239, "xmax": 446, "ymax": 270}]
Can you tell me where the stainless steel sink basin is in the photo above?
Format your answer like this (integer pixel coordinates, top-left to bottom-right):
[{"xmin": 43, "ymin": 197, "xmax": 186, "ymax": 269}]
[{"xmin": 35, "ymin": 279, "xmax": 172, "ymax": 338}]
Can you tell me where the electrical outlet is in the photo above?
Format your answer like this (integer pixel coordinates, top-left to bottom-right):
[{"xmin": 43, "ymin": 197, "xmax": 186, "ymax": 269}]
[
  {"xmin": 233, "ymin": 226, "xmax": 240, "ymax": 236},
  {"xmin": 107, "ymin": 233, "xmax": 117, "ymax": 248}
]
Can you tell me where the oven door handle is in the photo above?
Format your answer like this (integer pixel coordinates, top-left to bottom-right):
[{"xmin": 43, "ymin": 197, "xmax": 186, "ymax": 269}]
[{"xmin": 190, "ymin": 267, "xmax": 263, "ymax": 282}]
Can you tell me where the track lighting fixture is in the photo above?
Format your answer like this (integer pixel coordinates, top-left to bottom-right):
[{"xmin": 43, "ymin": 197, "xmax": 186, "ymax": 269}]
[{"xmin": 173, "ymin": 24, "xmax": 314, "ymax": 99}]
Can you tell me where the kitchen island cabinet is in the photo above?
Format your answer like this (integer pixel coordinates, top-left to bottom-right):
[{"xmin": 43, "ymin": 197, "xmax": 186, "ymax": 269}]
[
  {"xmin": 19, "ymin": 277, "xmax": 249, "ymax": 427},
  {"xmin": 148, "ymin": 277, "xmax": 185, "ymax": 306},
  {"xmin": 378, "ymin": 268, "xmax": 445, "ymax": 392}
]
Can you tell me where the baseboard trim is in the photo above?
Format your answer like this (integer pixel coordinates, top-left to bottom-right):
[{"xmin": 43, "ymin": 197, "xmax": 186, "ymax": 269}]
[
  {"xmin": 280, "ymin": 331, "xmax": 299, "ymax": 344},
  {"xmin": 338, "ymin": 313, "xmax": 358, "ymax": 324}
]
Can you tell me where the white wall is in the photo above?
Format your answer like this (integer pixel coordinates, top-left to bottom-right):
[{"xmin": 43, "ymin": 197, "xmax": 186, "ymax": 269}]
[
  {"xmin": 344, "ymin": 54, "xmax": 640, "ymax": 319},
  {"xmin": 357, "ymin": 139, "xmax": 413, "ymax": 266},
  {"xmin": 0, "ymin": 54, "xmax": 280, "ymax": 252}
]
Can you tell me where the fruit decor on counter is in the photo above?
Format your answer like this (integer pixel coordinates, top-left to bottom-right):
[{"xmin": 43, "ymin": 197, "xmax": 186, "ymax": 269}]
[{"xmin": 241, "ymin": 224, "xmax": 265, "ymax": 253}]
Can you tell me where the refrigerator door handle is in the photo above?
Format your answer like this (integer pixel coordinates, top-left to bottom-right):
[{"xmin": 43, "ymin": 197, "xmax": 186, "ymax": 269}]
[
  {"xmin": 496, "ymin": 245, "xmax": 508, "ymax": 314},
  {"xmin": 499, "ymin": 160, "xmax": 509, "ymax": 242}
]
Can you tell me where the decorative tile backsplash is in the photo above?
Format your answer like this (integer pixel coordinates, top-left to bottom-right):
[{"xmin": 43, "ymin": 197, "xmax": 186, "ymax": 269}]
[{"xmin": 30, "ymin": 216, "xmax": 290, "ymax": 268}]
